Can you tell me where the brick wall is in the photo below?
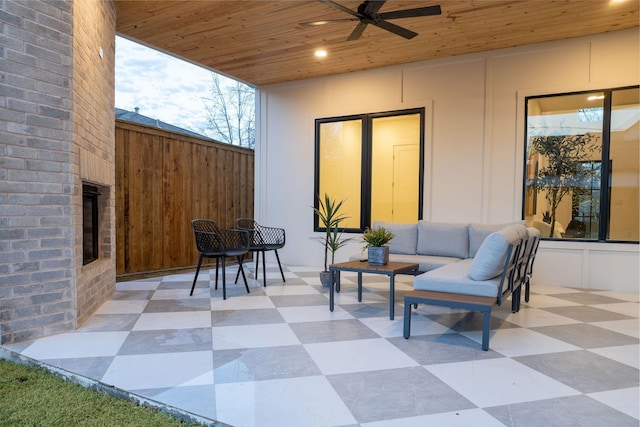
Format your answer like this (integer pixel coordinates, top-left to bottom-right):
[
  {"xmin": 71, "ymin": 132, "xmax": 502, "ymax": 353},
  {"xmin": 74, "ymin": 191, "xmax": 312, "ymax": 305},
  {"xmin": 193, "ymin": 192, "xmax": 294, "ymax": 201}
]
[
  {"xmin": 0, "ymin": 0, "xmax": 117, "ymax": 344},
  {"xmin": 72, "ymin": 0, "xmax": 116, "ymax": 327}
]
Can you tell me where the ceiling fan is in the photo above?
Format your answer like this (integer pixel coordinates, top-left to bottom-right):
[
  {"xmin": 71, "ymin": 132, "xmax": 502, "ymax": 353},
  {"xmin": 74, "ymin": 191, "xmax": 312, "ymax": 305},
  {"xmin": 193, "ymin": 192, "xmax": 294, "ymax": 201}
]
[{"xmin": 300, "ymin": 0, "xmax": 442, "ymax": 41}]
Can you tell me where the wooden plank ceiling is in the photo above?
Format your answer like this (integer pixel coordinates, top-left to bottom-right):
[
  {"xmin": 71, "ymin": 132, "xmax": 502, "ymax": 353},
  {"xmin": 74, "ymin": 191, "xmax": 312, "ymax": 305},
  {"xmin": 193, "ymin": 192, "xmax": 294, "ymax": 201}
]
[{"xmin": 115, "ymin": 0, "xmax": 638, "ymax": 87}]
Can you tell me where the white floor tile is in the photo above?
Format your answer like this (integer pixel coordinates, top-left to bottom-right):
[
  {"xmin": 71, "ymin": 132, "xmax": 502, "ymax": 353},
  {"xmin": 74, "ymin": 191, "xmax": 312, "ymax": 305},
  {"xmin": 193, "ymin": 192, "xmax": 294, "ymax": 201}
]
[
  {"xmin": 359, "ymin": 315, "xmax": 452, "ymax": 338},
  {"xmin": 588, "ymin": 387, "xmax": 640, "ymax": 420},
  {"xmin": 426, "ymin": 358, "xmax": 580, "ymax": 407},
  {"xmin": 21, "ymin": 331, "xmax": 129, "ymax": 359},
  {"xmin": 492, "ymin": 307, "xmax": 581, "ymax": 327},
  {"xmin": 211, "ymin": 324, "xmax": 300, "ymax": 349},
  {"xmin": 590, "ymin": 344, "xmax": 640, "ymax": 369},
  {"xmin": 592, "ymin": 290, "xmax": 640, "ymax": 303},
  {"xmin": 95, "ymin": 299, "xmax": 148, "ymax": 314},
  {"xmin": 520, "ymin": 294, "xmax": 581, "ymax": 308},
  {"xmin": 133, "ymin": 311, "xmax": 212, "ymax": 330},
  {"xmin": 593, "ymin": 302, "xmax": 640, "ymax": 318},
  {"xmin": 116, "ymin": 281, "xmax": 161, "ymax": 291},
  {"xmin": 528, "ymin": 284, "xmax": 583, "ymax": 295},
  {"xmin": 592, "ymin": 319, "xmax": 640, "ymax": 338},
  {"xmin": 277, "ymin": 305, "xmax": 354, "ymax": 322},
  {"xmin": 361, "ymin": 408, "xmax": 505, "ymax": 427},
  {"xmin": 152, "ymin": 289, "xmax": 200, "ymax": 300},
  {"xmin": 263, "ymin": 284, "xmax": 321, "ymax": 296},
  {"xmin": 305, "ymin": 338, "xmax": 418, "ymax": 375},
  {"xmin": 462, "ymin": 328, "xmax": 580, "ymax": 357},
  {"xmin": 215, "ymin": 376, "xmax": 357, "ymax": 427},
  {"xmin": 164, "ymin": 272, "xmax": 208, "ymax": 282},
  {"xmin": 102, "ymin": 351, "xmax": 213, "ymax": 389},
  {"xmin": 211, "ymin": 295, "xmax": 275, "ymax": 310}
]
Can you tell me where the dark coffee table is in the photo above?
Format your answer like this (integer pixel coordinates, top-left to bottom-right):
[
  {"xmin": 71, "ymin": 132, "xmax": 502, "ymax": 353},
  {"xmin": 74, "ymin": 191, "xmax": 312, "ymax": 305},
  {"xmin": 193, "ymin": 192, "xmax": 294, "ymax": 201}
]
[{"xmin": 328, "ymin": 260, "xmax": 419, "ymax": 319}]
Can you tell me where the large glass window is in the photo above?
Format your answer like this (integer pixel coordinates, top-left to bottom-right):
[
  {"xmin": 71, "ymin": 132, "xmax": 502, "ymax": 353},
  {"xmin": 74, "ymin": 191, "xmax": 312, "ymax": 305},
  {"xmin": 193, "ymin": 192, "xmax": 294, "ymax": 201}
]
[
  {"xmin": 524, "ymin": 87, "xmax": 639, "ymax": 242},
  {"xmin": 315, "ymin": 108, "xmax": 424, "ymax": 231}
]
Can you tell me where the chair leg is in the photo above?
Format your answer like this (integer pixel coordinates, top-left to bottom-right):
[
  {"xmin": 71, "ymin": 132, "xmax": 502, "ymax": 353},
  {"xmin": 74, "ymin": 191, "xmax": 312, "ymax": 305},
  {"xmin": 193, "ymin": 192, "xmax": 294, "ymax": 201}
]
[
  {"xmin": 261, "ymin": 250, "xmax": 267, "ymax": 287},
  {"xmin": 214, "ymin": 258, "xmax": 219, "ymax": 290},
  {"xmin": 274, "ymin": 250, "xmax": 285, "ymax": 282},
  {"xmin": 237, "ymin": 256, "xmax": 250, "ymax": 293},
  {"xmin": 190, "ymin": 254, "xmax": 204, "ymax": 296},
  {"xmin": 221, "ymin": 256, "xmax": 227, "ymax": 300},
  {"xmin": 234, "ymin": 254, "xmax": 245, "ymax": 284}
]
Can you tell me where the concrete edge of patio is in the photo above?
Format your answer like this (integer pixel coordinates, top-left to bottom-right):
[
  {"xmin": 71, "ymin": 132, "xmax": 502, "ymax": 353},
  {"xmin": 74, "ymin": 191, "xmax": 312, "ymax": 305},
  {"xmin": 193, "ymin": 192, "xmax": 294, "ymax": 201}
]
[{"xmin": 0, "ymin": 347, "xmax": 230, "ymax": 427}]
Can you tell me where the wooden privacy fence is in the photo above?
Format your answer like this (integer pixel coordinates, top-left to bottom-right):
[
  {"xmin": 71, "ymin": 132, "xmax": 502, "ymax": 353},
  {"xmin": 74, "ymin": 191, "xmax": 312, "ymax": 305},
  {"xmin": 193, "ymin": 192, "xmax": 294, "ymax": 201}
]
[{"xmin": 115, "ymin": 120, "xmax": 254, "ymax": 279}]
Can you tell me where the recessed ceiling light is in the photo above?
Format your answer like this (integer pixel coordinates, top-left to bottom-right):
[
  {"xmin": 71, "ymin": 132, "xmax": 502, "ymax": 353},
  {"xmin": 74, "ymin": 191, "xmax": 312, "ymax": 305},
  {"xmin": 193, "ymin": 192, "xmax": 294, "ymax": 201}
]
[
  {"xmin": 315, "ymin": 50, "xmax": 327, "ymax": 58},
  {"xmin": 587, "ymin": 95, "xmax": 605, "ymax": 100}
]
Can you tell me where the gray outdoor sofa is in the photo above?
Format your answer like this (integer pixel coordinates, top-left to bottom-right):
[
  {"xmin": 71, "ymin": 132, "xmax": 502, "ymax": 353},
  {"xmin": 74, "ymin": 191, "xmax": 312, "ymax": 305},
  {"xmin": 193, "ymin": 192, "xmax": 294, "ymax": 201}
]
[{"xmin": 352, "ymin": 220, "xmax": 540, "ymax": 350}]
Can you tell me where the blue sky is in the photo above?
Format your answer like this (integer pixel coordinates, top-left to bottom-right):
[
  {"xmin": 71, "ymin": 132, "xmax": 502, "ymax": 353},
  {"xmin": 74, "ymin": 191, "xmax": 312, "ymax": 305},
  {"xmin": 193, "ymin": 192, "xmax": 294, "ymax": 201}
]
[{"xmin": 115, "ymin": 36, "xmax": 223, "ymax": 135}]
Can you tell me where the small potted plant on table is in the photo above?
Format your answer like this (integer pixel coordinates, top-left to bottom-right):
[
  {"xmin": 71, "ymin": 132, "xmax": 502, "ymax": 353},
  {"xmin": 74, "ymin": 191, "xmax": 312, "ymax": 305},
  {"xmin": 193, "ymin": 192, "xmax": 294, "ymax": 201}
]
[
  {"xmin": 362, "ymin": 226, "xmax": 395, "ymax": 265},
  {"xmin": 313, "ymin": 193, "xmax": 351, "ymax": 287}
]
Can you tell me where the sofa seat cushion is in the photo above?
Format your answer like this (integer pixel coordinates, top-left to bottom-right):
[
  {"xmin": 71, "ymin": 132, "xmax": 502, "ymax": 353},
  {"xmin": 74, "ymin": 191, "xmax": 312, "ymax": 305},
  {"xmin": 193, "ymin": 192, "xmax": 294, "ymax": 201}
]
[
  {"xmin": 373, "ymin": 221, "xmax": 417, "ymax": 255},
  {"xmin": 417, "ymin": 221, "xmax": 469, "ymax": 259},
  {"xmin": 413, "ymin": 259, "xmax": 499, "ymax": 298},
  {"xmin": 469, "ymin": 224, "xmax": 528, "ymax": 281}
]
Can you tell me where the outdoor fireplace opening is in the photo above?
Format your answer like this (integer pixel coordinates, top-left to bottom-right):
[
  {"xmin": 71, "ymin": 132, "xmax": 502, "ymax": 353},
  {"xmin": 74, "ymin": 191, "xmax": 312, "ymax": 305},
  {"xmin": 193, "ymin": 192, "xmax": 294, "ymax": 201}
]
[{"xmin": 82, "ymin": 183, "xmax": 100, "ymax": 265}]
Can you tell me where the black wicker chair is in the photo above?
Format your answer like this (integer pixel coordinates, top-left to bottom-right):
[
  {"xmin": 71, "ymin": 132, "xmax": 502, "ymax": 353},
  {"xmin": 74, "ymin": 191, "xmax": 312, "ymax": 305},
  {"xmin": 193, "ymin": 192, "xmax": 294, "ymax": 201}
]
[
  {"xmin": 190, "ymin": 219, "xmax": 250, "ymax": 300},
  {"xmin": 235, "ymin": 218, "xmax": 286, "ymax": 287}
]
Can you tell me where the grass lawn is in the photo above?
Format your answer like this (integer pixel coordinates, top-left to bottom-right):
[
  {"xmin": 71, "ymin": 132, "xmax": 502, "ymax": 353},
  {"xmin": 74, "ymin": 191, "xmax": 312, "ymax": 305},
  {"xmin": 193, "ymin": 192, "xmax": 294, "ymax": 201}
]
[{"xmin": 0, "ymin": 359, "xmax": 206, "ymax": 426}]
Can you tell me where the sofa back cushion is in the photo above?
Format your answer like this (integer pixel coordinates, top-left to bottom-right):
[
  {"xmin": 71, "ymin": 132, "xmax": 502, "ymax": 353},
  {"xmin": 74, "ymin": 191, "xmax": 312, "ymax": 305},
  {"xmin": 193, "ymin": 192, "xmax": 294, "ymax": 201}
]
[
  {"xmin": 417, "ymin": 221, "xmax": 469, "ymax": 258},
  {"xmin": 468, "ymin": 224, "xmax": 527, "ymax": 281},
  {"xmin": 373, "ymin": 221, "xmax": 417, "ymax": 255},
  {"xmin": 468, "ymin": 221, "xmax": 527, "ymax": 258}
]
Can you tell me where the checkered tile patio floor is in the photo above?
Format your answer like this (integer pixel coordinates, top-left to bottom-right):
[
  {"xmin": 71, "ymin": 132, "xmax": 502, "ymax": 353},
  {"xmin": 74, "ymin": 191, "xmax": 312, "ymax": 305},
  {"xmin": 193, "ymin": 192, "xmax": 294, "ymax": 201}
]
[{"xmin": 4, "ymin": 263, "xmax": 639, "ymax": 427}]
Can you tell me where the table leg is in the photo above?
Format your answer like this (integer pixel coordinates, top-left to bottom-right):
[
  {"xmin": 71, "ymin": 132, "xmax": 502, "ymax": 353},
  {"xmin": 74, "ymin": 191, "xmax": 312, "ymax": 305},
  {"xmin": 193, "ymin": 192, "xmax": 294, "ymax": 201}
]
[
  {"xmin": 357, "ymin": 272, "xmax": 363, "ymax": 302},
  {"xmin": 329, "ymin": 271, "xmax": 335, "ymax": 312},
  {"xmin": 389, "ymin": 274, "xmax": 395, "ymax": 320},
  {"xmin": 336, "ymin": 270, "xmax": 341, "ymax": 293}
]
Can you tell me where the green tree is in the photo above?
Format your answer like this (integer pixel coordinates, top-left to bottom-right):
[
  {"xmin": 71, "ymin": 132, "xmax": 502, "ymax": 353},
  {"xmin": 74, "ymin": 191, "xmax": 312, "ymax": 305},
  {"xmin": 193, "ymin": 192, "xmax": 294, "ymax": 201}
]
[
  {"xmin": 202, "ymin": 74, "xmax": 255, "ymax": 148},
  {"xmin": 527, "ymin": 132, "xmax": 598, "ymax": 237}
]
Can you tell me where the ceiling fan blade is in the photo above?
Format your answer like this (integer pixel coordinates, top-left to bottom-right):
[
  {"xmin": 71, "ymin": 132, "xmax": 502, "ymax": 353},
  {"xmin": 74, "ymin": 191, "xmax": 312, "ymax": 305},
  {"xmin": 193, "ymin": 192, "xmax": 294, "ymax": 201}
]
[
  {"xmin": 347, "ymin": 21, "xmax": 369, "ymax": 41},
  {"xmin": 361, "ymin": 0, "xmax": 386, "ymax": 16},
  {"xmin": 372, "ymin": 19, "xmax": 418, "ymax": 39},
  {"xmin": 378, "ymin": 5, "xmax": 441, "ymax": 20},
  {"xmin": 299, "ymin": 18, "xmax": 359, "ymax": 27},
  {"xmin": 319, "ymin": 0, "xmax": 360, "ymax": 18}
]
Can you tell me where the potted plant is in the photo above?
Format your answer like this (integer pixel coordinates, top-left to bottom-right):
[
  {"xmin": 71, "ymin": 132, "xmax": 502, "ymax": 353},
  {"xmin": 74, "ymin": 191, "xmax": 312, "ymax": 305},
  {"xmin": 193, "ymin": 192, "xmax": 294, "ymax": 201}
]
[
  {"xmin": 362, "ymin": 226, "xmax": 394, "ymax": 265},
  {"xmin": 312, "ymin": 193, "xmax": 351, "ymax": 287}
]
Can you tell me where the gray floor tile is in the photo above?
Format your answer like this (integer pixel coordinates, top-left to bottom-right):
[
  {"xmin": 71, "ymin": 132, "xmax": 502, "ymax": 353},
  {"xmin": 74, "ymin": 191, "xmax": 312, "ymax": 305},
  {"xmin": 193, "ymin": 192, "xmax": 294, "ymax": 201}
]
[
  {"xmin": 388, "ymin": 334, "xmax": 503, "ymax": 365},
  {"xmin": 551, "ymin": 292, "xmax": 631, "ymax": 305},
  {"xmin": 485, "ymin": 394, "xmax": 639, "ymax": 427},
  {"xmin": 532, "ymin": 323, "xmax": 639, "ymax": 348},
  {"xmin": 213, "ymin": 345, "xmax": 321, "ymax": 383},
  {"xmin": 78, "ymin": 314, "xmax": 140, "ymax": 331},
  {"xmin": 514, "ymin": 350, "xmax": 640, "ymax": 393},
  {"xmin": 211, "ymin": 308, "xmax": 285, "ymax": 326},
  {"xmin": 290, "ymin": 319, "xmax": 380, "ymax": 343},
  {"xmin": 328, "ymin": 366, "xmax": 476, "ymax": 423},
  {"xmin": 268, "ymin": 294, "xmax": 331, "ymax": 307},
  {"xmin": 541, "ymin": 305, "xmax": 634, "ymax": 322},
  {"xmin": 144, "ymin": 298, "xmax": 211, "ymax": 312},
  {"xmin": 43, "ymin": 356, "xmax": 115, "ymax": 379},
  {"xmin": 118, "ymin": 328, "xmax": 213, "ymax": 355}
]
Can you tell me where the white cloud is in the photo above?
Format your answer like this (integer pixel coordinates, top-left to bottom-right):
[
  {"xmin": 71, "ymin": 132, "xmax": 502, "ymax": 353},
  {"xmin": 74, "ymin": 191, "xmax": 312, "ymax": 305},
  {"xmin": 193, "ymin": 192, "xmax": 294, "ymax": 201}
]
[{"xmin": 115, "ymin": 36, "xmax": 218, "ymax": 135}]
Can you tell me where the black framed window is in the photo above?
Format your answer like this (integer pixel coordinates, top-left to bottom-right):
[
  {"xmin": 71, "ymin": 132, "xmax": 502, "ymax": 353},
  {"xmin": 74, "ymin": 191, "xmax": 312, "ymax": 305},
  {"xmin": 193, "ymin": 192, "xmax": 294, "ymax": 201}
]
[
  {"xmin": 524, "ymin": 86, "xmax": 639, "ymax": 242},
  {"xmin": 83, "ymin": 184, "xmax": 99, "ymax": 264},
  {"xmin": 314, "ymin": 108, "xmax": 425, "ymax": 232}
]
